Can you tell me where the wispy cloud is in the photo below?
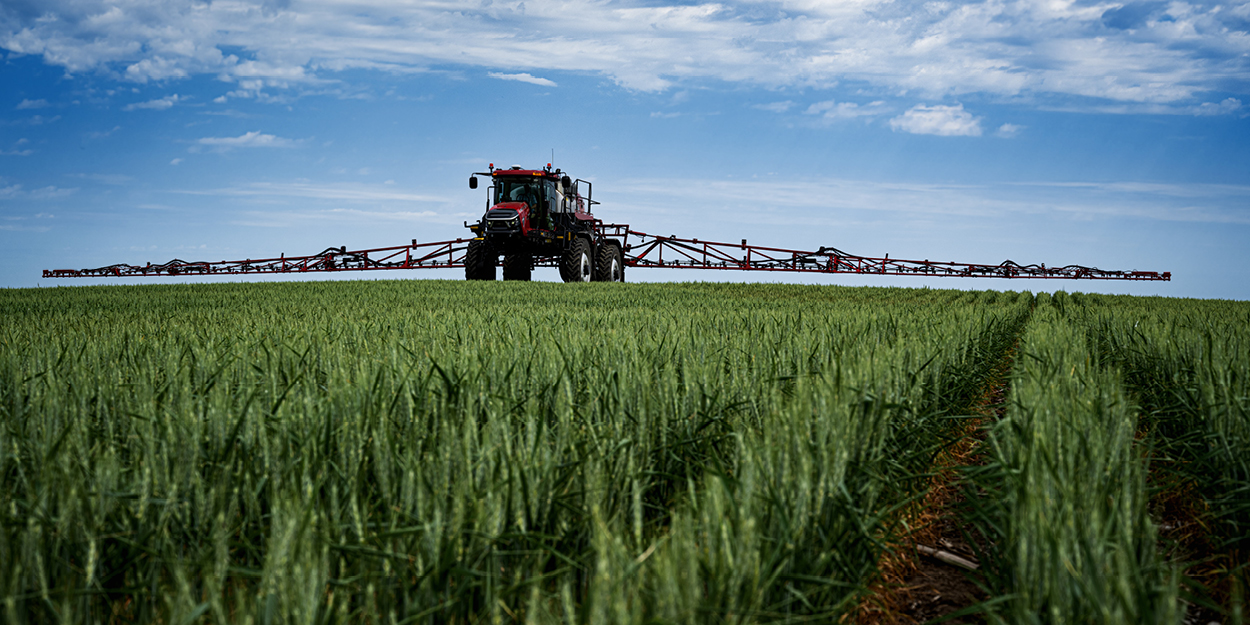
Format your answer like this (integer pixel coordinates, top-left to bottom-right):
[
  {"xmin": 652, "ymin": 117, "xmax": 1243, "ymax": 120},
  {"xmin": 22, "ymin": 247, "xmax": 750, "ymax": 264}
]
[
  {"xmin": 184, "ymin": 181, "xmax": 450, "ymax": 204},
  {"xmin": 0, "ymin": 216, "xmax": 52, "ymax": 232},
  {"xmin": 123, "ymin": 94, "xmax": 183, "ymax": 111},
  {"xmin": 754, "ymin": 101, "xmax": 794, "ymax": 113},
  {"xmin": 85, "ymin": 126, "xmax": 122, "ymax": 140},
  {"xmin": 488, "ymin": 72, "xmax": 557, "ymax": 87},
  {"xmin": 805, "ymin": 100, "xmax": 888, "ymax": 120},
  {"xmin": 995, "ymin": 123, "xmax": 1024, "ymax": 138},
  {"xmin": 0, "ymin": 184, "xmax": 78, "ymax": 200},
  {"xmin": 195, "ymin": 131, "xmax": 298, "ymax": 150},
  {"xmin": 7, "ymin": 115, "xmax": 61, "ymax": 126},
  {"xmin": 2, "ymin": 138, "xmax": 33, "ymax": 156},
  {"xmin": 1193, "ymin": 98, "xmax": 1244, "ymax": 116},
  {"xmin": 1071, "ymin": 98, "xmax": 1248, "ymax": 116},
  {"xmin": 889, "ymin": 104, "xmax": 983, "ymax": 137},
  {"xmin": 611, "ymin": 176, "xmax": 1250, "ymax": 226},
  {"xmin": 67, "ymin": 173, "xmax": 133, "ymax": 185},
  {"xmin": 15, "ymin": 99, "xmax": 47, "ymax": 110}
]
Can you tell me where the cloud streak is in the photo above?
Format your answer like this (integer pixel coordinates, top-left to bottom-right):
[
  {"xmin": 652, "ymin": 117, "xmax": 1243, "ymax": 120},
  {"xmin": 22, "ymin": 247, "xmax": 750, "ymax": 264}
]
[
  {"xmin": 122, "ymin": 94, "xmax": 182, "ymax": 111},
  {"xmin": 182, "ymin": 181, "xmax": 451, "ymax": 204},
  {"xmin": 195, "ymin": 131, "xmax": 297, "ymax": 150},
  {"xmin": 0, "ymin": 184, "xmax": 78, "ymax": 200},
  {"xmin": 488, "ymin": 72, "xmax": 557, "ymax": 87},
  {"xmin": 805, "ymin": 100, "xmax": 889, "ymax": 120},
  {"xmin": 608, "ymin": 177, "xmax": 1250, "ymax": 226}
]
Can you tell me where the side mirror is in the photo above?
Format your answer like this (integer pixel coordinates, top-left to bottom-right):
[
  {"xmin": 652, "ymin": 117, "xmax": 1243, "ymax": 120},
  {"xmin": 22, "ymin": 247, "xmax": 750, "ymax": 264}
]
[
  {"xmin": 561, "ymin": 175, "xmax": 572, "ymax": 193},
  {"xmin": 469, "ymin": 176, "xmax": 478, "ymax": 189}
]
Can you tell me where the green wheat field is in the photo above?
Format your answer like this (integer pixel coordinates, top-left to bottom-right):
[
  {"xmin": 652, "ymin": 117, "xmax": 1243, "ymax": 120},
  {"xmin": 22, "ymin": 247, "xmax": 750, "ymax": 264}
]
[{"xmin": 1, "ymin": 280, "xmax": 1247, "ymax": 624}]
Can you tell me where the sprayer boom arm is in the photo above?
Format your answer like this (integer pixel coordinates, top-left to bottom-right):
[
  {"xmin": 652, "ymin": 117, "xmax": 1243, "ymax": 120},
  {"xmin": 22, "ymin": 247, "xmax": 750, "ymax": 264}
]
[
  {"xmin": 42, "ymin": 225, "xmax": 1170, "ymax": 281},
  {"xmin": 616, "ymin": 228, "xmax": 1169, "ymax": 281}
]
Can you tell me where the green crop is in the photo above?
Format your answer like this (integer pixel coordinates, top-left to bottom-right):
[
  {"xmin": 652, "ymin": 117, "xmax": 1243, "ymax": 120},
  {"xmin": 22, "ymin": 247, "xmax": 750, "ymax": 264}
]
[
  {"xmin": 0, "ymin": 280, "xmax": 1031, "ymax": 624},
  {"xmin": 1070, "ymin": 292, "xmax": 1250, "ymax": 620},
  {"xmin": 16, "ymin": 281, "xmax": 1246, "ymax": 624}
]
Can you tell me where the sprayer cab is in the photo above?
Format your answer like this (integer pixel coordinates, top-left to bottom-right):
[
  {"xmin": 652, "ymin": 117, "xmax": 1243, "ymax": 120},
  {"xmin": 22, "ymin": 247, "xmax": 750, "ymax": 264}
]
[{"xmin": 468, "ymin": 164, "xmax": 587, "ymax": 235}]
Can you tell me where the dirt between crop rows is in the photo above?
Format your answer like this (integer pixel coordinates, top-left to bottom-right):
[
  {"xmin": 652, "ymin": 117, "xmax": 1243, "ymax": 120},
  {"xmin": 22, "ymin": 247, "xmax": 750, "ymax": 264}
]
[
  {"xmin": 870, "ymin": 486, "xmax": 987, "ymax": 624},
  {"xmin": 1150, "ymin": 454, "xmax": 1238, "ymax": 623},
  {"xmin": 853, "ymin": 354, "xmax": 1015, "ymax": 624}
]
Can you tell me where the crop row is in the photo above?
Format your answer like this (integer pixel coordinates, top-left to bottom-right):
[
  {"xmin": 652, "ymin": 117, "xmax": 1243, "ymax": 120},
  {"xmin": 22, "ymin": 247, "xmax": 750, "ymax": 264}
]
[
  {"xmin": 1069, "ymin": 292, "xmax": 1250, "ymax": 619},
  {"xmin": 0, "ymin": 282, "xmax": 1030, "ymax": 624},
  {"xmin": 968, "ymin": 293, "xmax": 1181, "ymax": 624}
]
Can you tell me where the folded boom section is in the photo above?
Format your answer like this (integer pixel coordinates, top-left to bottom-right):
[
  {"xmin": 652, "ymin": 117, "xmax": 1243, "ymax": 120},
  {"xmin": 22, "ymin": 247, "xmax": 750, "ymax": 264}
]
[{"xmin": 42, "ymin": 226, "xmax": 1171, "ymax": 281}]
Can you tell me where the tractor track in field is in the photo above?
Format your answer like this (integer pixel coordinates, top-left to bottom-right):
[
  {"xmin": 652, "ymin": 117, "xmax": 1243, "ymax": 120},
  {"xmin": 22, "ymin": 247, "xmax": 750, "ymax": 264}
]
[{"xmin": 854, "ymin": 331, "xmax": 1024, "ymax": 625}]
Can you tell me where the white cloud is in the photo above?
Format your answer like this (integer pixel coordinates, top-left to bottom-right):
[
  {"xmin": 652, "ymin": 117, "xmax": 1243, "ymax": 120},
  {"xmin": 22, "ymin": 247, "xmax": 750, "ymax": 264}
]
[
  {"xmin": 889, "ymin": 104, "xmax": 983, "ymax": 136},
  {"xmin": 122, "ymin": 94, "xmax": 182, "ymax": 111},
  {"xmin": 488, "ymin": 72, "xmax": 557, "ymax": 87},
  {"xmin": 996, "ymin": 123, "xmax": 1024, "ymax": 138},
  {"xmin": 16, "ymin": 99, "xmax": 48, "ymax": 110},
  {"xmin": 170, "ymin": 158, "xmax": 183, "ymax": 165},
  {"xmin": 85, "ymin": 126, "xmax": 122, "ymax": 140},
  {"xmin": 0, "ymin": 0, "xmax": 1245, "ymax": 109},
  {"xmin": 196, "ymin": 131, "xmax": 297, "ymax": 149}
]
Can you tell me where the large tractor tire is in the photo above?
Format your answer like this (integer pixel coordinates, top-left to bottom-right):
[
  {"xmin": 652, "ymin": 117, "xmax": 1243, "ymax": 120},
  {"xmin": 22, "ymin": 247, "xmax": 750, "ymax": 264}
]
[
  {"xmin": 594, "ymin": 242, "xmax": 624, "ymax": 282},
  {"xmin": 560, "ymin": 238, "xmax": 593, "ymax": 283},
  {"xmin": 502, "ymin": 253, "xmax": 532, "ymax": 281},
  {"xmin": 464, "ymin": 239, "xmax": 496, "ymax": 281}
]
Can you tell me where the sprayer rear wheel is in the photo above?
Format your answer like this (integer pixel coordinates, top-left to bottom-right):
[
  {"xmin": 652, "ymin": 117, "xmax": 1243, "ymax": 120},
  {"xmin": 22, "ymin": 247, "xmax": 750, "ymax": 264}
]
[
  {"xmin": 502, "ymin": 253, "xmax": 532, "ymax": 281},
  {"xmin": 594, "ymin": 243, "xmax": 623, "ymax": 282}
]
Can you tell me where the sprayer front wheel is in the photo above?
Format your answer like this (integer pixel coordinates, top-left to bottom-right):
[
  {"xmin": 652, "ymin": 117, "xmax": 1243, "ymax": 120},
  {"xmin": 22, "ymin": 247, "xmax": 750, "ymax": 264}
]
[
  {"xmin": 560, "ymin": 238, "xmax": 593, "ymax": 283},
  {"xmin": 465, "ymin": 239, "xmax": 496, "ymax": 281}
]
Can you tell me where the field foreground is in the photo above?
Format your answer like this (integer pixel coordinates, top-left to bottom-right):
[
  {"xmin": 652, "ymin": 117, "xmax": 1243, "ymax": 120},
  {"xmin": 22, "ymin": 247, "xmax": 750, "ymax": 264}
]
[{"xmin": 1, "ymin": 280, "xmax": 1247, "ymax": 624}]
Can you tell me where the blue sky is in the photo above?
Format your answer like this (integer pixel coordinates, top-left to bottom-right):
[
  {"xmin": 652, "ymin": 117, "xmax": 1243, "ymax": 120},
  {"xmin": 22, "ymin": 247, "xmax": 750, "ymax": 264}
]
[{"xmin": 2, "ymin": 0, "xmax": 1248, "ymax": 298}]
